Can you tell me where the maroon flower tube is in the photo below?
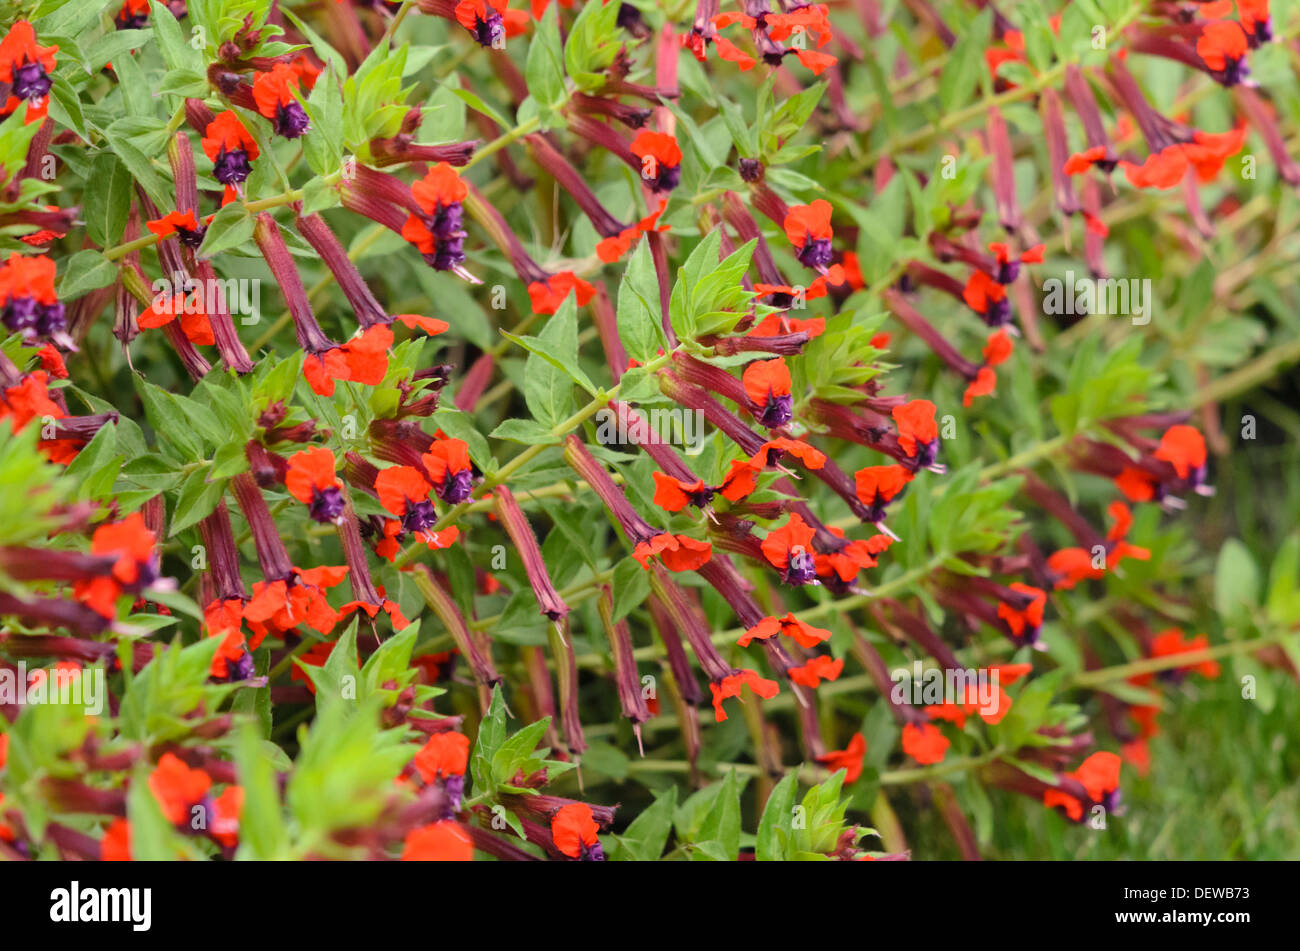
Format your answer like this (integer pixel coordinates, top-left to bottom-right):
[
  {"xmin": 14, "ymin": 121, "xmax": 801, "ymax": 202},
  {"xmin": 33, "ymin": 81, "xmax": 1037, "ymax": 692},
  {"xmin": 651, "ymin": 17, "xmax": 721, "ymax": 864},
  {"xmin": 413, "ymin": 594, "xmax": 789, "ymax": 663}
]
[
  {"xmin": 645, "ymin": 562, "xmax": 733, "ymax": 683},
  {"xmin": 548, "ymin": 619, "xmax": 586, "ymax": 756},
  {"xmin": 413, "ymin": 565, "xmax": 501, "ymax": 688},
  {"xmin": 295, "ymin": 212, "xmax": 389, "ymax": 327},
  {"xmin": 597, "ymin": 586, "xmax": 651, "ymax": 747},
  {"xmin": 253, "ymin": 213, "xmax": 336, "ymax": 355},
  {"xmin": 197, "ymin": 500, "xmax": 248, "ymax": 603},
  {"xmin": 493, "ymin": 485, "xmax": 569, "ymax": 623},
  {"xmin": 230, "ymin": 472, "xmax": 295, "ymax": 582}
]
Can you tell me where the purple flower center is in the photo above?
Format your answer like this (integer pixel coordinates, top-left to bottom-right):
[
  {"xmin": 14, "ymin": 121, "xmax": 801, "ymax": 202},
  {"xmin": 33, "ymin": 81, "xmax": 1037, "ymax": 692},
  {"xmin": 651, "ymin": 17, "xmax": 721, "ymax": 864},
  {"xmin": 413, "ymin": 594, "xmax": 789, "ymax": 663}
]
[
  {"xmin": 797, "ymin": 236, "xmax": 834, "ymax": 269},
  {"xmin": 473, "ymin": 13, "xmax": 505, "ymax": 49},
  {"xmin": 36, "ymin": 302, "xmax": 66, "ymax": 337},
  {"xmin": 995, "ymin": 260, "xmax": 1020, "ymax": 284},
  {"xmin": 646, "ymin": 162, "xmax": 681, "ymax": 194},
  {"xmin": 309, "ymin": 485, "xmax": 345, "ymax": 523},
  {"xmin": 3, "ymin": 295, "xmax": 41, "ymax": 333},
  {"xmin": 12, "ymin": 62, "xmax": 51, "ymax": 102},
  {"xmin": 1219, "ymin": 57, "xmax": 1248, "ymax": 87},
  {"xmin": 759, "ymin": 392, "xmax": 793, "ymax": 428},
  {"xmin": 275, "ymin": 101, "xmax": 311, "ymax": 139},
  {"xmin": 785, "ymin": 548, "xmax": 819, "ymax": 586},
  {"xmin": 177, "ymin": 225, "xmax": 207, "ymax": 250},
  {"xmin": 401, "ymin": 498, "xmax": 439, "ymax": 535},
  {"xmin": 438, "ymin": 468, "xmax": 475, "ymax": 504},
  {"xmin": 213, "ymin": 148, "xmax": 253, "ymax": 185},
  {"xmin": 912, "ymin": 438, "xmax": 940, "ymax": 469},
  {"xmin": 580, "ymin": 840, "xmax": 606, "ymax": 861},
  {"xmin": 439, "ymin": 774, "xmax": 464, "ymax": 819},
  {"xmin": 424, "ymin": 202, "xmax": 467, "ymax": 271}
]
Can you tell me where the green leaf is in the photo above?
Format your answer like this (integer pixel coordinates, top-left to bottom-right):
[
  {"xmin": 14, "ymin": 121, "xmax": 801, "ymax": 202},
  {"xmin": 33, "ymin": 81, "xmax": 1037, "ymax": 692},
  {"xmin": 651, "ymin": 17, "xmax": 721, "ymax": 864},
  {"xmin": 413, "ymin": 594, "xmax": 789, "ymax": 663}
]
[
  {"xmin": 169, "ymin": 467, "xmax": 227, "ymax": 536},
  {"xmin": 614, "ymin": 786, "xmax": 676, "ymax": 860},
  {"xmin": 470, "ymin": 685, "xmax": 509, "ymax": 795},
  {"xmin": 692, "ymin": 769, "xmax": 743, "ymax": 860},
  {"xmin": 199, "ymin": 203, "xmax": 256, "ymax": 259},
  {"xmin": 939, "ymin": 9, "xmax": 994, "ymax": 113},
  {"xmin": 521, "ymin": 296, "xmax": 579, "ymax": 428},
  {"xmin": 617, "ymin": 240, "xmax": 666, "ymax": 363},
  {"xmin": 84, "ymin": 152, "xmax": 133, "ymax": 248},
  {"xmin": 756, "ymin": 768, "xmax": 798, "ymax": 861},
  {"xmin": 234, "ymin": 723, "xmax": 289, "ymax": 859},
  {"xmin": 1214, "ymin": 539, "xmax": 1259, "ymax": 621},
  {"xmin": 489, "ymin": 418, "xmax": 558, "ymax": 445},
  {"xmin": 611, "ymin": 556, "xmax": 650, "ymax": 622},
  {"xmin": 525, "ymin": 5, "xmax": 566, "ymax": 113},
  {"xmin": 56, "ymin": 250, "xmax": 117, "ymax": 299},
  {"xmin": 303, "ymin": 65, "xmax": 345, "ymax": 177}
]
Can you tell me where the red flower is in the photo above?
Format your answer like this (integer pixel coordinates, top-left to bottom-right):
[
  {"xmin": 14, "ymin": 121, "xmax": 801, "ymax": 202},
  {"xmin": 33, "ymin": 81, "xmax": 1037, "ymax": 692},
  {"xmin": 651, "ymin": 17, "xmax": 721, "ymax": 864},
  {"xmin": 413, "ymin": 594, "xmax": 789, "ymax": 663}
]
[
  {"xmin": 0, "ymin": 21, "xmax": 57, "ymax": 123},
  {"xmin": 454, "ymin": 0, "xmax": 529, "ymax": 48},
  {"xmin": 651, "ymin": 472, "xmax": 713, "ymax": 513},
  {"xmin": 901, "ymin": 722, "xmax": 950, "ymax": 764},
  {"xmin": 91, "ymin": 512, "xmax": 157, "ymax": 588},
  {"xmin": 422, "ymin": 437, "xmax": 475, "ymax": 504},
  {"xmin": 1043, "ymin": 751, "xmax": 1121, "ymax": 822},
  {"xmin": 1196, "ymin": 20, "xmax": 1249, "ymax": 78},
  {"xmin": 138, "ymin": 291, "xmax": 215, "ymax": 346},
  {"xmin": 413, "ymin": 731, "xmax": 470, "ymax": 783},
  {"xmin": 983, "ymin": 329, "xmax": 1014, "ymax": 365},
  {"xmin": 892, "ymin": 399, "xmax": 939, "ymax": 465},
  {"xmin": 244, "ymin": 565, "xmax": 350, "ymax": 638},
  {"xmin": 146, "ymin": 210, "xmax": 207, "ymax": 249},
  {"xmin": 742, "ymin": 357, "xmax": 794, "ymax": 428},
  {"xmin": 792, "ymin": 48, "xmax": 837, "ymax": 75},
  {"xmin": 210, "ymin": 786, "xmax": 243, "ymax": 848},
  {"xmin": 709, "ymin": 669, "xmax": 780, "ymax": 721},
  {"xmin": 747, "ymin": 310, "xmax": 826, "ymax": 336},
  {"xmin": 632, "ymin": 532, "xmax": 713, "ymax": 572},
  {"xmin": 630, "ymin": 131, "xmax": 682, "ymax": 193},
  {"xmin": 761, "ymin": 512, "xmax": 819, "ymax": 585},
  {"xmin": 303, "ymin": 324, "xmax": 394, "ymax": 396},
  {"xmin": 100, "ymin": 818, "xmax": 132, "ymax": 861},
  {"xmin": 1131, "ymin": 628, "xmax": 1220, "ymax": 682},
  {"xmin": 1046, "ymin": 547, "xmax": 1104, "ymax": 590},
  {"xmin": 718, "ymin": 458, "xmax": 760, "ymax": 501},
  {"xmin": 1063, "ymin": 145, "xmax": 1109, "ymax": 176},
  {"xmin": 252, "ymin": 63, "xmax": 311, "ymax": 138},
  {"xmin": 527, "ymin": 271, "xmax": 596, "ymax": 315},
  {"xmin": 783, "ymin": 200, "xmax": 834, "ymax": 269},
  {"xmin": 1154, "ymin": 424, "xmax": 1207, "ymax": 480},
  {"xmin": 285, "ymin": 447, "xmax": 344, "ymax": 523},
  {"xmin": 853, "ymin": 464, "xmax": 912, "ymax": 520},
  {"xmin": 201, "ymin": 112, "xmax": 259, "ymax": 193},
  {"xmin": 962, "ymin": 269, "xmax": 1009, "ymax": 323},
  {"xmin": 813, "ymin": 527, "xmax": 889, "ymax": 584},
  {"xmin": 749, "ymin": 436, "xmax": 826, "ymax": 471},
  {"xmin": 962, "ymin": 367, "xmax": 998, "ymax": 407},
  {"xmin": 788, "ymin": 654, "xmax": 844, "ymax": 688},
  {"xmin": 596, "ymin": 200, "xmax": 669, "ymax": 263},
  {"xmin": 339, "ymin": 595, "xmax": 411, "ymax": 630},
  {"xmin": 551, "ymin": 802, "xmax": 604, "ymax": 860},
  {"xmin": 402, "ymin": 821, "xmax": 474, "ymax": 860},
  {"xmin": 738, "ymin": 612, "xmax": 831, "ymax": 649},
  {"xmin": 148, "ymin": 753, "xmax": 211, "ymax": 825},
  {"xmin": 713, "ymin": 35, "xmax": 756, "ymax": 70},
  {"xmin": 996, "ymin": 583, "xmax": 1047, "ymax": 645},
  {"xmin": 816, "ymin": 732, "xmax": 866, "ymax": 783}
]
